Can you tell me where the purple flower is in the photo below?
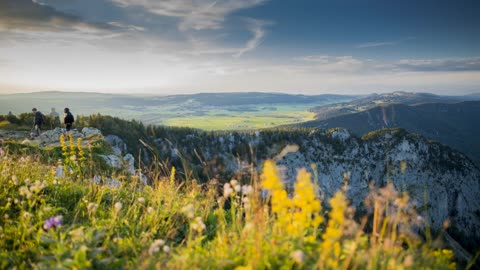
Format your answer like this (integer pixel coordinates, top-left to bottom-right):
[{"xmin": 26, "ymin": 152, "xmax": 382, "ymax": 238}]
[{"xmin": 44, "ymin": 215, "xmax": 63, "ymax": 230}]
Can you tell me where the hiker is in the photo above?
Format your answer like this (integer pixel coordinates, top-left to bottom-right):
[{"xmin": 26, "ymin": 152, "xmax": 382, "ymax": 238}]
[
  {"xmin": 64, "ymin": 108, "xmax": 74, "ymax": 132},
  {"xmin": 32, "ymin": 108, "xmax": 44, "ymax": 137},
  {"xmin": 50, "ymin": 108, "xmax": 61, "ymax": 128}
]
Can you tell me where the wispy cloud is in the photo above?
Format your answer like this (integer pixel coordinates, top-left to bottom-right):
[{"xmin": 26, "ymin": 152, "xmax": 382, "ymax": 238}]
[
  {"xmin": 0, "ymin": 0, "xmax": 112, "ymax": 33},
  {"xmin": 293, "ymin": 55, "xmax": 480, "ymax": 74},
  {"xmin": 355, "ymin": 41, "xmax": 397, "ymax": 48},
  {"xmin": 186, "ymin": 19, "xmax": 271, "ymax": 58},
  {"xmin": 394, "ymin": 57, "xmax": 480, "ymax": 72},
  {"xmin": 293, "ymin": 55, "xmax": 365, "ymax": 73},
  {"xmin": 294, "ymin": 55, "xmax": 330, "ymax": 63},
  {"xmin": 355, "ymin": 37, "xmax": 415, "ymax": 49},
  {"xmin": 109, "ymin": 0, "xmax": 268, "ymax": 31},
  {"xmin": 233, "ymin": 19, "xmax": 270, "ymax": 57}
]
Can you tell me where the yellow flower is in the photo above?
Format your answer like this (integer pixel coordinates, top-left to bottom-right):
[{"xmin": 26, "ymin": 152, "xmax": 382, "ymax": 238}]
[
  {"xmin": 235, "ymin": 266, "xmax": 252, "ymax": 270},
  {"xmin": 262, "ymin": 160, "xmax": 283, "ymax": 190}
]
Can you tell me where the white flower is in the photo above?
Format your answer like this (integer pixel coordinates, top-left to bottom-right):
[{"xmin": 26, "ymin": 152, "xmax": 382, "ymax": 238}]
[
  {"xmin": 234, "ymin": 185, "xmax": 241, "ymax": 193},
  {"xmin": 148, "ymin": 239, "xmax": 165, "ymax": 255},
  {"xmin": 147, "ymin": 207, "xmax": 154, "ymax": 213},
  {"xmin": 242, "ymin": 185, "xmax": 254, "ymax": 195},
  {"xmin": 154, "ymin": 239, "xmax": 165, "ymax": 246},
  {"xmin": 223, "ymin": 186, "xmax": 233, "ymax": 198},
  {"xmin": 290, "ymin": 250, "xmax": 304, "ymax": 264},
  {"xmin": 148, "ymin": 245, "xmax": 159, "ymax": 255},
  {"xmin": 114, "ymin": 202, "xmax": 122, "ymax": 213},
  {"xmin": 230, "ymin": 179, "xmax": 238, "ymax": 187},
  {"xmin": 163, "ymin": 245, "xmax": 170, "ymax": 253},
  {"xmin": 191, "ymin": 216, "xmax": 206, "ymax": 232},
  {"xmin": 22, "ymin": 212, "xmax": 33, "ymax": 219},
  {"xmin": 87, "ymin": 203, "xmax": 98, "ymax": 213},
  {"xmin": 137, "ymin": 197, "xmax": 145, "ymax": 204},
  {"xmin": 19, "ymin": 186, "xmax": 32, "ymax": 199},
  {"xmin": 181, "ymin": 204, "xmax": 195, "ymax": 219}
]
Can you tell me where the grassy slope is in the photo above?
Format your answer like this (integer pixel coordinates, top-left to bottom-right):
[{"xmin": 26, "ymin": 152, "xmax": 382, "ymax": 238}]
[{"xmin": 0, "ymin": 141, "xmax": 462, "ymax": 269}]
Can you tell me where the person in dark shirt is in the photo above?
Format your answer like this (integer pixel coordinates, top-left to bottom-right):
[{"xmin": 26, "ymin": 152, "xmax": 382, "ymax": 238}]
[
  {"xmin": 64, "ymin": 108, "xmax": 74, "ymax": 132},
  {"xmin": 32, "ymin": 108, "xmax": 44, "ymax": 137}
]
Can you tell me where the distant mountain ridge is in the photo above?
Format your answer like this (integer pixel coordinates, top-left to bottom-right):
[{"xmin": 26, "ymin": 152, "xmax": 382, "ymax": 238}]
[
  {"xmin": 311, "ymin": 91, "xmax": 479, "ymax": 120},
  {"xmin": 0, "ymin": 91, "xmax": 356, "ymax": 110},
  {"xmin": 295, "ymin": 101, "xmax": 480, "ymax": 165}
]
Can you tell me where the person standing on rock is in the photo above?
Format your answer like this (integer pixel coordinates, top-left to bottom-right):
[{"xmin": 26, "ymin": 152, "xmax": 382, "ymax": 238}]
[
  {"xmin": 50, "ymin": 108, "xmax": 61, "ymax": 128},
  {"xmin": 64, "ymin": 108, "xmax": 74, "ymax": 132},
  {"xmin": 32, "ymin": 108, "xmax": 44, "ymax": 137}
]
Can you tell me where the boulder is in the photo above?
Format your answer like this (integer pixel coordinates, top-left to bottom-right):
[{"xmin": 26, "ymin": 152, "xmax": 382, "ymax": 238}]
[
  {"xmin": 105, "ymin": 135, "xmax": 127, "ymax": 155},
  {"xmin": 82, "ymin": 127, "xmax": 102, "ymax": 137},
  {"xmin": 40, "ymin": 128, "xmax": 83, "ymax": 145},
  {"xmin": 124, "ymin": 154, "xmax": 135, "ymax": 174},
  {"xmin": 331, "ymin": 128, "xmax": 350, "ymax": 141},
  {"xmin": 99, "ymin": 154, "xmax": 122, "ymax": 169}
]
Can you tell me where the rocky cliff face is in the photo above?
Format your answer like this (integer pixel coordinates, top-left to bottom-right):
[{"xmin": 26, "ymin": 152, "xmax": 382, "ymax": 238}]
[{"xmin": 153, "ymin": 128, "xmax": 480, "ymax": 242}]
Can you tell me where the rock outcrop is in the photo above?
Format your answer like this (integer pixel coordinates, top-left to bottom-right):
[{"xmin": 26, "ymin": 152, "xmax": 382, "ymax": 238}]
[{"xmin": 153, "ymin": 128, "xmax": 480, "ymax": 242}]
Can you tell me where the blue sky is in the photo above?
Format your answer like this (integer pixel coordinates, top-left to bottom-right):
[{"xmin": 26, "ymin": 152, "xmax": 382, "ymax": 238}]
[{"xmin": 0, "ymin": 0, "xmax": 479, "ymax": 95}]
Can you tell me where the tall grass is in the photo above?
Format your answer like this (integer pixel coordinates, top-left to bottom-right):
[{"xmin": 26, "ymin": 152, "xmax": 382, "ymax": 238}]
[{"xmin": 0, "ymin": 148, "xmax": 458, "ymax": 269}]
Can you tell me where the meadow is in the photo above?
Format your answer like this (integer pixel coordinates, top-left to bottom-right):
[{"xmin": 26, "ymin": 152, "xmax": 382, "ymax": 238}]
[{"xmin": 0, "ymin": 135, "xmax": 463, "ymax": 269}]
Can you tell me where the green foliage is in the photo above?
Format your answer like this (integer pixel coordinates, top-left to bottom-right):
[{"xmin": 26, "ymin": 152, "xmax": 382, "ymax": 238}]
[{"xmin": 0, "ymin": 149, "xmax": 466, "ymax": 269}]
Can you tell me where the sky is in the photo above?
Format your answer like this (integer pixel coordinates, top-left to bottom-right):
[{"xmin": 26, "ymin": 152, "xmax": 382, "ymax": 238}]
[{"xmin": 0, "ymin": 0, "xmax": 479, "ymax": 95}]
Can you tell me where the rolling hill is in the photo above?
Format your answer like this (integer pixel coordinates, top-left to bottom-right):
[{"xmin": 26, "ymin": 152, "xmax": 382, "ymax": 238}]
[{"xmin": 311, "ymin": 91, "xmax": 479, "ymax": 120}]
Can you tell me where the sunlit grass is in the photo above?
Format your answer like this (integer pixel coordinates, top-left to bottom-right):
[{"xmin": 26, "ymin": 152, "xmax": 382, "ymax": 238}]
[
  {"xmin": 165, "ymin": 110, "xmax": 316, "ymax": 130},
  {"xmin": 0, "ymin": 148, "xmax": 459, "ymax": 269}
]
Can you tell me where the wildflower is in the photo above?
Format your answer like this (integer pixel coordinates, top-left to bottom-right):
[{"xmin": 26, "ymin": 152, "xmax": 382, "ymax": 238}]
[
  {"xmin": 230, "ymin": 179, "xmax": 239, "ymax": 187},
  {"xmin": 148, "ymin": 239, "xmax": 165, "ymax": 255},
  {"xmin": 191, "ymin": 216, "xmax": 206, "ymax": 232},
  {"xmin": 137, "ymin": 197, "xmax": 146, "ymax": 204},
  {"xmin": 29, "ymin": 180, "xmax": 46, "ymax": 193},
  {"xmin": 44, "ymin": 215, "xmax": 63, "ymax": 230},
  {"xmin": 223, "ymin": 183, "xmax": 233, "ymax": 198},
  {"xmin": 163, "ymin": 245, "xmax": 170, "ymax": 253},
  {"xmin": 241, "ymin": 185, "xmax": 253, "ymax": 195},
  {"xmin": 235, "ymin": 266, "xmax": 252, "ymax": 270},
  {"xmin": 19, "ymin": 186, "xmax": 33, "ymax": 199},
  {"xmin": 69, "ymin": 227, "xmax": 84, "ymax": 241},
  {"xmin": 181, "ymin": 204, "xmax": 195, "ymax": 219},
  {"xmin": 114, "ymin": 202, "xmax": 123, "ymax": 212},
  {"xmin": 87, "ymin": 203, "xmax": 98, "ymax": 213},
  {"xmin": 290, "ymin": 250, "xmax": 304, "ymax": 264},
  {"xmin": 11, "ymin": 175, "xmax": 19, "ymax": 185},
  {"xmin": 147, "ymin": 207, "xmax": 154, "ymax": 213}
]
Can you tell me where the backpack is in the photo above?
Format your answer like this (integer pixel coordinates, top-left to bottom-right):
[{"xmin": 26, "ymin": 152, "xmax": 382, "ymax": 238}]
[
  {"xmin": 66, "ymin": 112, "xmax": 74, "ymax": 123},
  {"xmin": 35, "ymin": 111, "xmax": 45, "ymax": 125}
]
